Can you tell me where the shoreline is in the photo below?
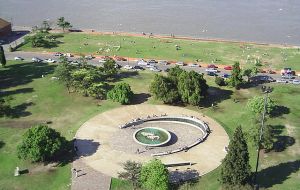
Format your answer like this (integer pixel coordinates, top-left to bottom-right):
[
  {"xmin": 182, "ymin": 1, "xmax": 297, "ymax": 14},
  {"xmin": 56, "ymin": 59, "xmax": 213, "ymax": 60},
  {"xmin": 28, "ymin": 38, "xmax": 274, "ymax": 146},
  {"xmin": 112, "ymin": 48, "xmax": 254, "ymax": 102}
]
[{"xmin": 13, "ymin": 25, "xmax": 300, "ymax": 49}]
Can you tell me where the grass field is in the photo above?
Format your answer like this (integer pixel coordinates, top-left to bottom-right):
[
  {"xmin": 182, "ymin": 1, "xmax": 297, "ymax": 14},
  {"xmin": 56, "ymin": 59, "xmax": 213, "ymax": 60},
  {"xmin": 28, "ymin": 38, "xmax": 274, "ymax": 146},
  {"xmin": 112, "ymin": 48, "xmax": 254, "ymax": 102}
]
[
  {"xmin": 18, "ymin": 32, "xmax": 300, "ymax": 71},
  {"xmin": 1, "ymin": 61, "xmax": 300, "ymax": 190}
]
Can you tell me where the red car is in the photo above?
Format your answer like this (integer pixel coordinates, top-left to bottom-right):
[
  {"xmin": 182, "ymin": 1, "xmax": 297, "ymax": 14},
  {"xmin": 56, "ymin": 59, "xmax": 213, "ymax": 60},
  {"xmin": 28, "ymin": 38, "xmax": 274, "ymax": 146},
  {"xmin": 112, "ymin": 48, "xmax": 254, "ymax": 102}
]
[
  {"xmin": 207, "ymin": 64, "xmax": 218, "ymax": 69},
  {"xmin": 224, "ymin": 66, "xmax": 233, "ymax": 70}
]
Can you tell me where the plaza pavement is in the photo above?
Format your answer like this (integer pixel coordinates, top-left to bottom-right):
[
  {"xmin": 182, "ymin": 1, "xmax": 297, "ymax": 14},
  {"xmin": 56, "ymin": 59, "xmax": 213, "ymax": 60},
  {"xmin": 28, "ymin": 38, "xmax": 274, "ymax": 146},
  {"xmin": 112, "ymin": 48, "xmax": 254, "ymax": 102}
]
[{"xmin": 74, "ymin": 104, "xmax": 229, "ymax": 185}]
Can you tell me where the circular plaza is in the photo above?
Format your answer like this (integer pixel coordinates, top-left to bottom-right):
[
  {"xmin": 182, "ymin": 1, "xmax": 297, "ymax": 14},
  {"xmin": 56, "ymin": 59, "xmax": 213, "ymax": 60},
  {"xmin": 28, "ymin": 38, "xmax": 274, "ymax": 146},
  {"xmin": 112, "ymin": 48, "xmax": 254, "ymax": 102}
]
[{"xmin": 75, "ymin": 104, "xmax": 229, "ymax": 180}]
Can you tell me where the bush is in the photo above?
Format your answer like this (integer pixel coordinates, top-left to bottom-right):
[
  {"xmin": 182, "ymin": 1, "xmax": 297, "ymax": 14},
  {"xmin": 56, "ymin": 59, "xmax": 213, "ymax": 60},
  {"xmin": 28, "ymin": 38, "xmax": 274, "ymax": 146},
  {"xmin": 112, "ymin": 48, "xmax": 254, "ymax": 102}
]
[
  {"xmin": 17, "ymin": 124, "xmax": 69, "ymax": 162},
  {"xmin": 107, "ymin": 83, "xmax": 133, "ymax": 104},
  {"xmin": 215, "ymin": 76, "xmax": 226, "ymax": 86}
]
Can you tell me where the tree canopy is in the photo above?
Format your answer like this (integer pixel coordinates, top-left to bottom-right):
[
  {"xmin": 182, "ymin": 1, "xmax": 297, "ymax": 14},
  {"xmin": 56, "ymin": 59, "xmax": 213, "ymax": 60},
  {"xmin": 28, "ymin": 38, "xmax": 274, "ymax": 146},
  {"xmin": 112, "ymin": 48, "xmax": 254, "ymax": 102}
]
[
  {"xmin": 57, "ymin": 17, "xmax": 72, "ymax": 32},
  {"xmin": 140, "ymin": 159, "xmax": 169, "ymax": 190},
  {"xmin": 107, "ymin": 83, "xmax": 134, "ymax": 104},
  {"xmin": 229, "ymin": 62, "xmax": 243, "ymax": 88},
  {"xmin": 118, "ymin": 160, "xmax": 142, "ymax": 189},
  {"xmin": 246, "ymin": 95, "xmax": 276, "ymax": 115},
  {"xmin": 17, "ymin": 124, "xmax": 69, "ymax": 162},
  {"xmin": 220, "ymin": 126, "xmax": 251, "ymax": 187}
]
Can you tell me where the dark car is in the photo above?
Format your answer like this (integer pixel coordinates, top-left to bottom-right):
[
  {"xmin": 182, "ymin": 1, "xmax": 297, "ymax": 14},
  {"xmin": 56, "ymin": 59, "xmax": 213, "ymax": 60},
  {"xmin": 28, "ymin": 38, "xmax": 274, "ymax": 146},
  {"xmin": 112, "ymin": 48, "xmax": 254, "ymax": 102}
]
[
  {"xmin": 207, "ymin": 72, "xmax": 218, "ymax": 76},
  {"xmin": 207, "ymin": 64, "xmax": 218, "ymax": 69},
  {"xmin": 133, "ymin": 65, "xmax": 144, "ymax": 71}
]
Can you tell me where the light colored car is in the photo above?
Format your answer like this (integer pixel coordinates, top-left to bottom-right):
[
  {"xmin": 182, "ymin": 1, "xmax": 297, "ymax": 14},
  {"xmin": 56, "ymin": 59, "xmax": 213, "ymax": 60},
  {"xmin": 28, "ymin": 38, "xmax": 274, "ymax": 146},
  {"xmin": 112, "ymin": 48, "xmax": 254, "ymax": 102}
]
[
  {"xmin": 85, "ymin": 55, "xmax": 94, "ymax": 60},
  {"xmin": 176, "ymin": 61, "xmax": 185, "ymax": 66},
  {"xmin": 276, "ymin": 79, "xmax": 288, "ymax": 83},
  {"xmin": 123, "ymin": 65, "xmax": 133, "ymax": 70},
  {"xmin": 188, "ymin": 63, "xmax": 199, "ymax": 67},
  {"xmin": 32, "ymin": 57, "xmax": 42, "ymax": 62},
  {"xmin": 137, "ymin": 59, "xmax": 148, "ymax": 66},
  {"xmin": 64, "ymin": 53, "xmax": 73, "ymax": 57},
  {"xmin": 98, "ymin": 59, "xmax": 106, "ymax": 63},
  {"xmin": 44, "ymin": 58, "xmax": 56, "ymax": 63},
  {"xmin": 158, "ymin": 60, "xmax": 168, "ymax": 65},
  {"xmin": 205, "ymin": 68, "xmax": 218, "ymax": 73},
  {"xmin": 54, "ymin": 52, "xmax": 63, "ymax": 56},
  {"xmin": 149, "ymin": 67, "xmax": 161, "ymax": 72},
  {"xmin": 14, "ymin": 56, "xmax": 24, "ymax": 60},
  {"xmin": 292, "ymin": 79, "xmax": 300, "ymax": 84}
]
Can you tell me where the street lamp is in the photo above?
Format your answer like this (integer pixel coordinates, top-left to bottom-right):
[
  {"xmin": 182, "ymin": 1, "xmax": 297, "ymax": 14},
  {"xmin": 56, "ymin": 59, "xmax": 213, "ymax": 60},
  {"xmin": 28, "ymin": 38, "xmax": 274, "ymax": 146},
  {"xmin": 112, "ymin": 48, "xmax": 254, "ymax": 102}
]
[{"xmin": 253, "ymin": 85, "xmax": 273, "ymax": 189}]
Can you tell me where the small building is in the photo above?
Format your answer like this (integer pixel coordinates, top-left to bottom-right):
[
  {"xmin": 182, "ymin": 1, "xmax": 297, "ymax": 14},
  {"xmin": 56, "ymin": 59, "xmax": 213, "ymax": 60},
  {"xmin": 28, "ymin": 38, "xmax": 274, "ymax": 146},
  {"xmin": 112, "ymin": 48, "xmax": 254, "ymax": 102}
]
[{"xmin": 0, "ymin": 18, "xmax": 12, "ymax": 37}]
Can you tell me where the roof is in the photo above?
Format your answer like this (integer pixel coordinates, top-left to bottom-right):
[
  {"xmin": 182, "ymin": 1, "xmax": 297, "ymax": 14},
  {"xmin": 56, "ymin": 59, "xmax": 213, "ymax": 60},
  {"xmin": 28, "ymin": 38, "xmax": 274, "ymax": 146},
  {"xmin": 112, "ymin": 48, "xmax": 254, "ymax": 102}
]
[{"xmin": 0, "ymin": 18, "xmax": 11, "ymax": 29}]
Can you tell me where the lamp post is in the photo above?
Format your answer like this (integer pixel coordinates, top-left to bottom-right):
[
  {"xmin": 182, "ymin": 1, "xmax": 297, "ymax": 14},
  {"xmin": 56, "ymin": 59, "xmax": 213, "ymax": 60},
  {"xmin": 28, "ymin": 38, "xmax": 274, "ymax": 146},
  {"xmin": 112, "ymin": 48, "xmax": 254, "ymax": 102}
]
[{"xmin": 253, "ymin": 85, "xmax": 273, "ymax": 189}]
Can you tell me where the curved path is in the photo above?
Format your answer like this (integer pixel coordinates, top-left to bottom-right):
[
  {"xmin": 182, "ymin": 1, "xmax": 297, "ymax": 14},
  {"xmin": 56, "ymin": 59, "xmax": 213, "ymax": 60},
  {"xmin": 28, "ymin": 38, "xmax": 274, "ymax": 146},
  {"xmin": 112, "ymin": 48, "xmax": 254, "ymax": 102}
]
[{"xmin": 75, "ymin": 104, "xmax": 229, "ymax": 179}]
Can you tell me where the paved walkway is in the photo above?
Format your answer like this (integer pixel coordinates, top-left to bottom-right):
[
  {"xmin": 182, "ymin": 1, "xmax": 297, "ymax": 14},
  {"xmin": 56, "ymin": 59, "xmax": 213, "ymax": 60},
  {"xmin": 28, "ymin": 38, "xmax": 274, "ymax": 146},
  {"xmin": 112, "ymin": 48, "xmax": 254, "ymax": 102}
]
[
  {"xmin": 71, "ymin": 159, "xmax": 111, "ymax": 190},
  {"xmin": 75, "ymin": 105, "xmax": 229, "ymax": 179}
]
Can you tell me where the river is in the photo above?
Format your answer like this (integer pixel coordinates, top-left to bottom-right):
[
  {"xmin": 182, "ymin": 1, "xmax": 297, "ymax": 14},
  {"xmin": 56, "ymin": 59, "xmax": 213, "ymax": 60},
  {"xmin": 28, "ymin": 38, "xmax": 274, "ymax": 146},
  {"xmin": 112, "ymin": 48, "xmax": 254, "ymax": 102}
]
[{"xmin": 0, "ymin": 0, "xmax": 299, "ymax": 45}]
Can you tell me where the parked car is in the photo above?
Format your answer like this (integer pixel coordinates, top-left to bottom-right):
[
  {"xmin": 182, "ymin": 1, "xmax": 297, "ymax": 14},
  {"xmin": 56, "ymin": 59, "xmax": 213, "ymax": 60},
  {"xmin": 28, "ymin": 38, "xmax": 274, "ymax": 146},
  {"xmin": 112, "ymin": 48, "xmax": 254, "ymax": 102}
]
[
  {"xmin": 224, "ymin": 66, "xmax": 233, "ymax": 70},
  {"xmin": 149, "ymin": 67, "xmax": 161, "ymax": 72},
  {"xmin": 85, "ymin": 55, "xmax": 94, "ymax": 60},
  {"xmin": 44, "ymin": 58, "xmax": 56, "ymax": 63},
  {"xmin": 133, "ymin": 65, "xmax": 144, "ymax": 71},
  {"xmin": 207, "ymin": 72, "xmax": 218, "ymax": 76},
  {"xmin": 137, "ymin": 59, "xmax": 148, "ymax": 66},
  {"xmin": 32, "ymin": 57, "xmax": 42, "ymax": 62},
  {"xmin": 158, "ymin": 60, "xmax": 169, "ymax": 65},
  {"xmin": 282, "ymin": 74, "xmax": 294, "ymax": 79},
  {"xmin": 222, "ymin": 74, "xmax": 231, "ymax": 78},
  {"xmin": 54, "ymin": 52, "xmax": 63, "ymax": 56},
  {"xmin": 14, "ymin": 56, "xmax": 24, "ymax": 61},
  {"xmin": 114, "ymin": 56, "xmax": 127, "ymax": 61},
  {"xmin": 205, "ymin": 68, "xmax": 218, "ymax": 73},
  {"xmin": 123, "ymin": 65, "xmax": 133, "ymax": 70},
  {"xmin": 188, "ymin": 63, "xmax": 199, "ymax": 67},
  {"xmin": 207, "ymin": 64, "xmax": 218, "ymax": 68},
  {"xmin": 292, "ymin": 79, "xmax": 300, "ymax": 84},
  {"xmin": 276, "ymin": 79, "xmax": 288, "ymax": 83},
  {"xmin": 175, "ymin": 61, "xmax": 185, "ymax": 66},
  {"xmin": 147, "ymin": 59, "xmax": 157, "ymax": 64},
  {"xmin": 64, "ymin": 53, "xmax": 73, "ymax": 57}
]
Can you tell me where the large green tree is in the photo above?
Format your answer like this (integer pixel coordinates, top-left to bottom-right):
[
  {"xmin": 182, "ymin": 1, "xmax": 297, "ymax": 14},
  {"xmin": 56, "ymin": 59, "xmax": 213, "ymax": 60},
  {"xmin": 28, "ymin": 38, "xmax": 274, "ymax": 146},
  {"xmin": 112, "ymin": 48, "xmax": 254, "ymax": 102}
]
[
  {"xmin": 246, "ymin": 96, "xmax": 276, "ymax": 115},
  {"xmin": 118, "ymin": 161, "xmax": 142, "ymax": 189},
  {"xmin": 17, "ymin": 124, "xmax": 69, "ymax": 162},
  {"xmin": 103, "ymin": 59, "xmax": 118, "ymax": 77},
  {"xmin": 229, "ymin": 62, "xmax": 243, "ymax": 88},
  {"xmin": 140, "ymin": 159, "xmax": 169, "ymax": 190},
  {"xmin": 57, "ymin": 17, "xmax": 72, "ymax": 32},
  {"xmin": 177, "ymin": 70, "xmax": 208, "ymax": 105},
  {"xmin": 167, "ymin": 65, "xmax": 184, "ymax": 84},
  {"xmin": 55, "ymin": 57, "xmax": 75, "ymax": 93},
  {"xmin": 220, "ymin": 126, "xmax": 251, "ymax": 187},
  {"xmin": 0, "ymin": 45, "xmax": 6, "ymax": 67},
  {"xmin": 150, "ymin": 74, "xmax": 179, "ymax": 104},
  {"xmin": 107, "ymin": 83, "xmax": 133, "ymax": 104}
]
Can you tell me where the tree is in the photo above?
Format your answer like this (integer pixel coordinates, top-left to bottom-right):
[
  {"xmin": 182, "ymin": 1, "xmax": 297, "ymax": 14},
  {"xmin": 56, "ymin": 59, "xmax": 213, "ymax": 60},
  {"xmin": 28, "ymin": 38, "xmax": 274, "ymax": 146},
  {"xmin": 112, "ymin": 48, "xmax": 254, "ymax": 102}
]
[
  {"xmin": 55, "ymin": 58, "xmax": 75, "ymax": 93},
  {"xmin": 71, "ymin": 68, "xmax": 98, "ymax": 96},
  {"xmin": 150, "ymin": 75, "xmax": 179, "ymax": 104},
  {"xmin": 215, "ymin": 76, "xmax": 226, "ymax": 86},
  {"xmin": 0, "ymin": 45, "xmax": 6, "ymax": 67},
  {"xmin": 87, "ymin": 83, "xmax": 107, "ymax": 99},
  {"xmin": 242, "ymin": 68, "xmax": 252, "ymax": 82},
  {"xmin": 167, "ymin": 65, "xmax": 184, "ymax": 84},
  {"xmin": 57, "ymin": 17, "xmax": 72, "ymax": 32},
  {"xmin": 261, "ymin": 125, "xmax": 274, "ymax": 151},
  {"xmin": 229, "ymin": 62, "xmax": 243, "ymax": 88},
  {"xmin": 118, "ymin": 161, "xmax": 142, "ymax": 189},
  {"xmin": 103, "ymin": 59, "xmax": 117, "ymax": 77},
  {"xmin": 177, "ymin": 70, "xmax": 208, "ymax": 106},
  {"xmin": 246, "ymin": 96, "xmax": 276, "ymax": 115},
  {"xmin": 140, "ymin": 159, "xmax": 169, "ymax": 190},
  {"xmin": 24, "ymin": 32, "xmax": 48, "ymax": 48},
  {"xmin": 41, "ymin": 20, "xmax": 51, "ymax": 32},
  {"xmin": 220, "ymin": 126, "xmax": 251, "ymax": 186},
  {"xmin": 17, "ymin": 124, "xmax": 68, "ymax": 162},
  {"xmin": 107, "ymin": 83, "xmax": 133, "ymax": 104}
]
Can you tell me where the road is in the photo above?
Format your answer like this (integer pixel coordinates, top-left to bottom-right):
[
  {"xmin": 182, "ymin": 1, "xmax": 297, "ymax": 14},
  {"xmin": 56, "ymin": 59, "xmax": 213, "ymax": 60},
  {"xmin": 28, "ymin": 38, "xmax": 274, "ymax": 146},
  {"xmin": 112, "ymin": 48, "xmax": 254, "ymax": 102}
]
[{"xmin": 5, "ymin": 51, "xmax": 299, "ymax": 84}]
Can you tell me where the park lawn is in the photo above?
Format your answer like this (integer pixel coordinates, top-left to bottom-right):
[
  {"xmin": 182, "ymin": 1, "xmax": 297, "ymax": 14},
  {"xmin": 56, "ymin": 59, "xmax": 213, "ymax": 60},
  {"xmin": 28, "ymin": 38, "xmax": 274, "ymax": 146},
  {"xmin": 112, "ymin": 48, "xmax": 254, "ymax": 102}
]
[
  {"xmin": 18, "ymin": 32, "xmax": 300, "ymax": 70},
  {"xmin": 1, "ymin": 61, "xmax": 300, "ymax": 190}
]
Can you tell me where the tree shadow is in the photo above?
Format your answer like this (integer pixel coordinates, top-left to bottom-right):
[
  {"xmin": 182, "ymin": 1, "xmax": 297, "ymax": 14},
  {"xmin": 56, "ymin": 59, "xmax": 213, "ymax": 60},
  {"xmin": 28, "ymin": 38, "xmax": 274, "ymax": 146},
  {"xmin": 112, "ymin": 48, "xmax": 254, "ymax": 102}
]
[
  {"xmin": 0, "ymin": 88, "xmax": 34, "ymax": 98},
  {"xmin": 257, "ymin": 160, "xmax": 300, "ymax": 188},
  {"xmin": 0, "ymin": 141, "xmax": 5, "ymax": 149},
  {"xmin": 270, "ymin": 105, "xmax": 290, "ymax": 118},
  {"xmin": 74, "ymin": 139, "xmax": 100, "ymax": 157},
  {"xmin": 1, "ymin": 102, "xmax": 33, "ymax": 118},
  {"xmin": 130, "ymin": 93, "xmax": 151, "ymax": 104},
  {"xmin": 169, "ymin": 169, "xmax": 199, "ymax": 185},
  {"xmin": 271, "ymin": 125, "xmax": 295, "ymax": 152},
  {"xmin": 200, "ymin": 87, "xmax": 233, "ymax": 107},
  {"xmin": 0, "ymin": 62, "xmax": 56, "ymax": 90},
  {"xmin": 109, "ymin": 70, "xmax": 139, "ymax": 82}
]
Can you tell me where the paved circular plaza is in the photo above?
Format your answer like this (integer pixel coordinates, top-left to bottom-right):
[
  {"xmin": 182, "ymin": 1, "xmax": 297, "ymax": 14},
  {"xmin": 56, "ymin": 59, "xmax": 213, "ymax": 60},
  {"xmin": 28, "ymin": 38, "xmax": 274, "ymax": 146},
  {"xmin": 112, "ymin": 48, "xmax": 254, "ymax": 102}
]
[{"xmin": 75, "ymin": 104, "xmax": 229, "ymax": 179}]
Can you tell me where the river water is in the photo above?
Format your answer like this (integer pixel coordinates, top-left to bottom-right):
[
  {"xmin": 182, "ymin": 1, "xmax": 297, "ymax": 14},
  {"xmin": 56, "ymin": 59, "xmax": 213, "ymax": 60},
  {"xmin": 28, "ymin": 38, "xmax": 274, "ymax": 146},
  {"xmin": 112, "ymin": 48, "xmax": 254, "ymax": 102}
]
[{"xmin": 1, "ymin": 0, "xmax": 300, "ymax": 45}]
